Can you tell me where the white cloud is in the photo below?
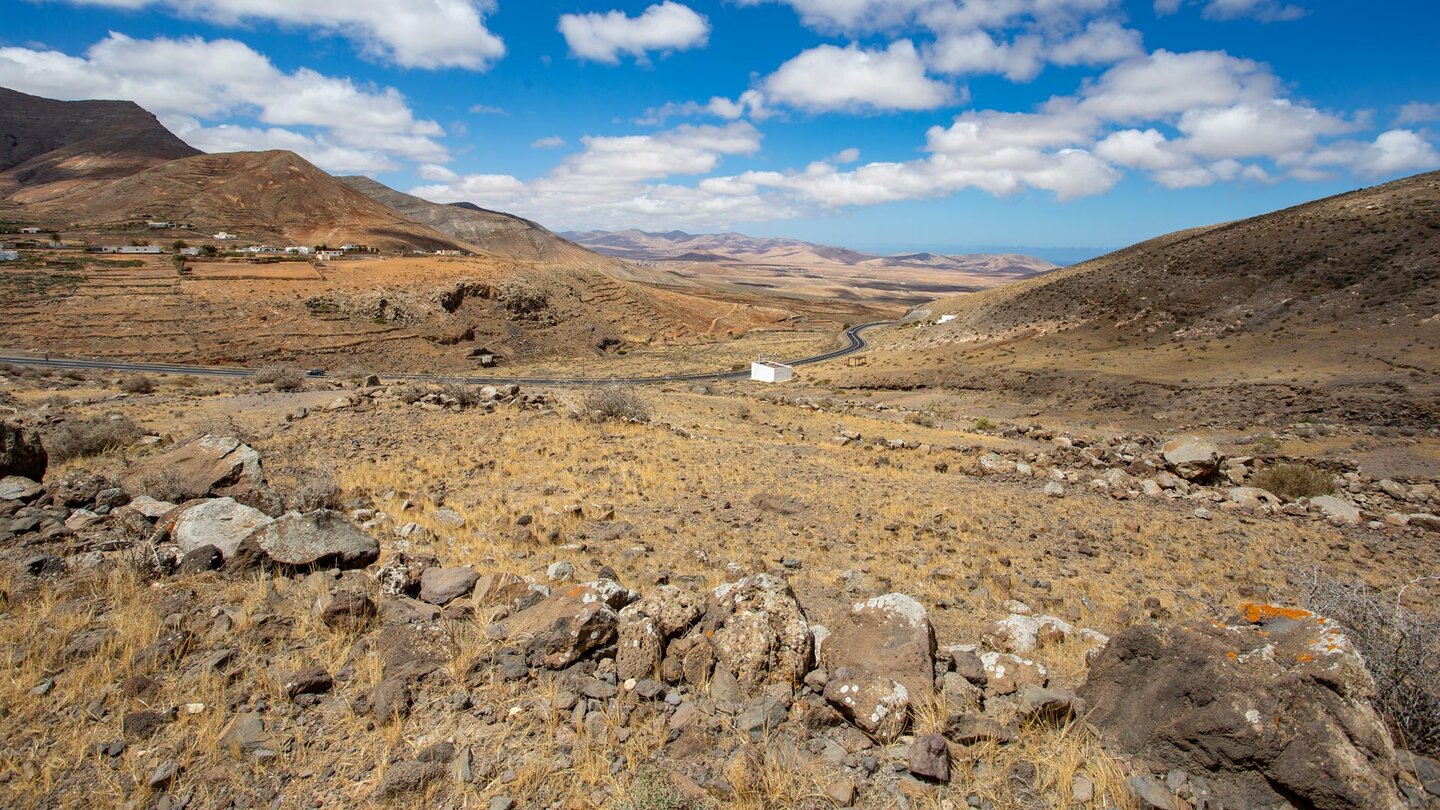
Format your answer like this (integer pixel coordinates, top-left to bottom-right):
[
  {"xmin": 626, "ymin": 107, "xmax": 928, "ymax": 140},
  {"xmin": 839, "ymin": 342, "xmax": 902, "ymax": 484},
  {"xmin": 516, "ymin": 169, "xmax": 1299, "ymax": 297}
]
[
  {"xmin": 1048, "ymin": 20, "xmax": 1145, "ymax": 66},
  {"xmin": 1397, "ymin": 102, "xmax": 1440, "ymax": 126},
  {"xmin": 1155, "ymin": 0, "xmax": 1306, "ymax": 22},
  {"xmin": 763, "ymin": 41, "xmax": 954, "ymax": 112},
  {"xmin": 50, "ymin": 0, "xmax": 505, "ymax": 69},
  {"xmin": 469, "ymin": 104, "xmax": 507, "ymax": 116},
  {"xmin": 1176, "ymin": 99, "xmax": 1352, "ymax": 159},
  {"xmin": 163, "ymin": 117, "xmax": 398, "ymax": 173},
  {"xmin": 559, "ymin": 2, "xmax": 710, "ymax": 64},
  {"xmin": 831, "ymin": 147, "xmax": 862, "ymax": 163},
  {"xmin": 418, "ymin": 163, "xmax": 460, "ymax": 182},
  {"xmin": 1076, "ymin": 49, "xmax": 1277, "ymax": 121},
  {"xmin": 531, "ymin": 137, "xmax": 566, "ymax": 149},
  {"xmin": 926, "ymin": 32, "xmax": 1044, "ymax": 81},
  {"xmin": 1094, "ymin": 128, "xmax": 1193, "ymax": 170},
  {"xmin": 1294, "ymin": 130, "xmax": 1440, "ymax": 177},
  {"xmin": 410, "ymin": 123, "xmax": 775, "ymax": 229},
  {"xmin": 0, "ymin": 33, "xmax": 448, "ymax": 171}
]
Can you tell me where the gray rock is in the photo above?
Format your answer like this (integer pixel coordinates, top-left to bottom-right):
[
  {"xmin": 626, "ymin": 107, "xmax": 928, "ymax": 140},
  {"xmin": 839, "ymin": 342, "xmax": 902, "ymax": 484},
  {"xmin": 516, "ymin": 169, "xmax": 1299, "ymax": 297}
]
[
  {"xmin": 419, "ymin": 566, "xmax": 480, "ymax": 605},
  {"xmin": 736, "ymin": 696, "xmax": 787, "ymax": 741},
  {"xmin": 495, "ymin": 579, "xmax": 635, "ymax": 669},
  {"xmin": 701, "ymin": 574, "xmax": 812, "ymax": 697},
  {"xmin": 1161, "ymin": 437, "xmax": 1222, "ymax": 481},
  {"xmin": 239, "ymin": 509, "xmax": 379, "ymax": 569},
  {"xmin": 1126, "ymin": 774, "xmax": 1182, "ymax": 809},
  {"xmin": 1311, "ymin": 495, "xmax": 1362, "ymax": 525},
  {"xmin": 0, "ymin": 475, "xmax": 43, "ymax": 502},
  {"xmin": 171, "ymin": 497, "xmax": 273, "ymax": 559}
]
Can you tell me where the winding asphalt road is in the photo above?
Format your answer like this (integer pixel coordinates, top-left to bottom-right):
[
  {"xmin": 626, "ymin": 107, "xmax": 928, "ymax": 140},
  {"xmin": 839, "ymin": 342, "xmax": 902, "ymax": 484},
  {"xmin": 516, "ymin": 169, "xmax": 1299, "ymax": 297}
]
[{"xmin": 0, "ymin": 321, "xmax": 893, "ymax": 387}]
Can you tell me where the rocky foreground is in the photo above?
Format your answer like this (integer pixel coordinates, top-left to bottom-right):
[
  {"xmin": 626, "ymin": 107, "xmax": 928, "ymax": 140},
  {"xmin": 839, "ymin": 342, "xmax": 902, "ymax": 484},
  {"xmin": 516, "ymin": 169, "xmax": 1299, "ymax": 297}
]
[{"xmin": 3, "ymin": 413, "xmax": 1439, "ymax": 809}]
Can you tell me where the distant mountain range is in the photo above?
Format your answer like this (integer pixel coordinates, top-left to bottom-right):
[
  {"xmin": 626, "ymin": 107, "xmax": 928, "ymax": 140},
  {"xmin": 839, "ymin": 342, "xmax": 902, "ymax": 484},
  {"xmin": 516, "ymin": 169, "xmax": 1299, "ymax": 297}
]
[{"xmin": 563, "ymin": 229, "xmax": 1057, "ymax": 278}]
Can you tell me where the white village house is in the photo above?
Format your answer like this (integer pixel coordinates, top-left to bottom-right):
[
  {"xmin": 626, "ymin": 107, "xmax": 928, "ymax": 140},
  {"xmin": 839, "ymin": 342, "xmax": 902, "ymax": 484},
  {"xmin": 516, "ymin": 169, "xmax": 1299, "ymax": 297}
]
[
  {"xmin": 750, "ymin": 360, "xmax": 794, "ymax": 383},
  {"xmin": 0, "ymin": 250, "xmax": 19, "ymax": 261},
  {"xmin": 213, "ymin": 232, "xmax": 235, "ymax": 240},
  {"xmin": 315, "ymin": 249, "xmax": 344, "ymax": 261},
  {"xmin": 20, "ymin": 227, "xmax": 42, "ymax": 234}
]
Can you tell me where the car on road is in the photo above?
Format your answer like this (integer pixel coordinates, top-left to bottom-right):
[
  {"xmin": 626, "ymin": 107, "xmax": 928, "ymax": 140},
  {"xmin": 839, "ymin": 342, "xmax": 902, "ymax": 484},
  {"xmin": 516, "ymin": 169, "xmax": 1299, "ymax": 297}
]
[{"xmin": 306, "ymin": 368, "xmax": 325, "ymax": 377}]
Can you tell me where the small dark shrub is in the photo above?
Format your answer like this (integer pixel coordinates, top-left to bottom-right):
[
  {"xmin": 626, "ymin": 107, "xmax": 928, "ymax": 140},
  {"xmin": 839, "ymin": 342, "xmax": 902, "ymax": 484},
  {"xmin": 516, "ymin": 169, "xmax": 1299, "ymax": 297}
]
[
  {"xmin": 120, "ymin": 375, "xmax": 155, "ymax": 394},
  {"xmin": 582, "ymin": 384, "xmax": 650, "ymax": 422},
  {"xmin": 612, "ymin": 767, "xmax": 690, "ymax": 810},
  {"xmin": 43, "ymin": 415, "xmax": 145, "ymax": 462},
  {"xmin": 1252, "ymin": 463, "xmax": 1334, "ymax": 500}
]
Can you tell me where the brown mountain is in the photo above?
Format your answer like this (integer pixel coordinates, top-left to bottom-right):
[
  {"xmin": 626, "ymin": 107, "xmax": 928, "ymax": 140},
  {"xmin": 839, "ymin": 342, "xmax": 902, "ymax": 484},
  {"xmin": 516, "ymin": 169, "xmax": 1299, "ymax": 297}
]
[
  {"xmin": 338, "ymin": 176, "xmax": 611, "ymax": 267},
  {"xmin": 920, "ymin": 171, "xmax": 1440, "ymax": 338},
  {"xmin": 853, "ymin": 171, "xmax": 1440, "ymax": 428},
  {"xmin": 0, "ymin": 86, "xmax": 202, "ymax": 204},
  {"xmin": 23, "ymin": 150, "xmax": 474, "ymax": 251}
]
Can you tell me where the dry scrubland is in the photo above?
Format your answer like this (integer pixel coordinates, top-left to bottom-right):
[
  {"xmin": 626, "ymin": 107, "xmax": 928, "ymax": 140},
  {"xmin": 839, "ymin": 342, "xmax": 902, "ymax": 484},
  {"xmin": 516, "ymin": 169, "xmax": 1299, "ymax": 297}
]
[
  {"xmin": 0, "ymin": 250, "xmax": 880, "ymax": 375},
  {"xmin": 2, "ymin": 366, "xmax": 1438, "ymax": 809}
]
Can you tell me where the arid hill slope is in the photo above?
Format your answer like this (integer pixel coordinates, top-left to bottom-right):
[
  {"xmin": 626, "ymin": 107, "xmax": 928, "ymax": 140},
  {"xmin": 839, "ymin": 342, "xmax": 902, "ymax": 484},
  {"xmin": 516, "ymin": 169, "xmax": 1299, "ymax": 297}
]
[
  {"xmin": 0, "ymin": 86, "xmax": 201, "ymax": 203},
  {"xmin": 848, "ymin": 172, "xmax": 1440, "ymax": 428},
  {"xmin": 920, "ymin": 171, "xmax": 1440, "ymax": 340},
  {"xmin": 339, "ymin": 176, "xmax": 613, "ymax": 268},
  {"xmin": 23, "ymin": 150, "xmax": 474, "ymax": 252}
]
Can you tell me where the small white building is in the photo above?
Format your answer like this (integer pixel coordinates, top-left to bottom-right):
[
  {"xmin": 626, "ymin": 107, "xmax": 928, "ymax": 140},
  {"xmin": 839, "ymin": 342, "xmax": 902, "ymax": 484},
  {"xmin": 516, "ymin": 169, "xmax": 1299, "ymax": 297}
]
[
  {"xmin": 20, "ymin": 227, "xmax": 41, "ymax": 234},
  {"xmin": 179, "ymin": 247, "xmax": 201, "ymax": 256},
  {"xmin": 147, "ymin": 221, "xmax": 176, "ymax": 229},
  {"xmin": 214, "ymin": 232, "xmax": 235, "ymax": 240},
  {"xmin": 751, "ymin": 360, "xmax": 794, "ymax": 383},
  {"xmin": 117, "ymin": 245, "xmax": 163, "ymax": 254},
  {"xmin": 315, "ymin": 249, "xmax": 344, "ymax": 261},
  {"xmin": 0, "ymin": 250, "xmax": 19, "ymax": 261},
  {"xmin": 285, "ymin": 245, "xmax": 312, "ymax": 255}
]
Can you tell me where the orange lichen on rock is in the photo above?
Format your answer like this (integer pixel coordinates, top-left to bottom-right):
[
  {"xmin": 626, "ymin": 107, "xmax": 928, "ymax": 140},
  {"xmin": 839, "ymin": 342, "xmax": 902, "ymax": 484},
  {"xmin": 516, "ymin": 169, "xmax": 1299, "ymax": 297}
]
[{"xmin": 1239, "ymin": 603, "xmax": 1313, "ymax": 624}]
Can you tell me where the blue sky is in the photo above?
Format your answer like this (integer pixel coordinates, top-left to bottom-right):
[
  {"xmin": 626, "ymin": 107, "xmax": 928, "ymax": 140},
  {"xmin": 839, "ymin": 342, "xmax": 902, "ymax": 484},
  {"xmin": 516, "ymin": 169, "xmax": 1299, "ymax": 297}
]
[{"xmin": 4, "ymin": 0, "xmax": 1439, "ymax": 257}]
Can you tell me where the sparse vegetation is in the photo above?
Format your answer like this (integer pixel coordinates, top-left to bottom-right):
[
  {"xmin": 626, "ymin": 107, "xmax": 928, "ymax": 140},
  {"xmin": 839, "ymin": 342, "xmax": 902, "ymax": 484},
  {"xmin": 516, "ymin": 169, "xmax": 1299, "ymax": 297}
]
[
  {"xmin": 973, "ymin": 417, "xmax": 998, "ymax": 432},
  {"xmin": 612, "ymin": 767, "xmax": 691, "ymax": 810},
  {"xmin": 119, "ymin": 375, "xmax": 155, "ymax": 394},
  {"xmin": 582, "ymin": 384, "xmax": 650, "ymax": 421},
  {"xmin": 42, "ymin": 414, "xmax": 145, "ymax": 461},
  {"xmin": 254, "ymin": 367, "xmax": 306, "ymax": 392},
  {"xmin": 1252, "ymin": 463, "xmax": 1334, "ymax": 500},
  {"xmin": 1296, "ymin": 568, "xmax": 1440, "ymax": 756}
]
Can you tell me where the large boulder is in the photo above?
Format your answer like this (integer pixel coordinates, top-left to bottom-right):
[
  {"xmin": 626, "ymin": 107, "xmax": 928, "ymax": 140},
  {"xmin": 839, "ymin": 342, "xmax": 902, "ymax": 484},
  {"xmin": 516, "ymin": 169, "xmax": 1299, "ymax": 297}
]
[
  {"xmin": 236, "ymin": 509, "xmax": 379, "ymax": 570},
  {"xmin": 120, "ymin": 435, "xmax": 263, "ymax": 500},
  {"xmin": 699, "ymin": 574, "xmax": 812, "ymax": 696},
  {"xmin": 496, "ymin": 580, "xmax": 636, "ymax": 669},
  {"xmin": 1161, "ymin": 437, "xmax": 1222, "ymax": 481},
  {"xmin": 823, "ymin": 668, "xmax": 910, "ymax": 742},
  {"xmin": 419, "ymin": 567, "xmax": 480, "ymax": 606},
  {"xmin": 170, "ymin": 497, "xmax": 275, "ymax": 559},
  {"xmin": 1, "ymin": 420, "xmax": 47, "ymax": 481},
  {"xmin": 822, "ymin": 593, "xmax": 936, "ymax": 702},
  {"xmin": 1079, "ymin": 605, "xmax": 1405, "ymax": 810},
  {"xmin": 616, "ymin": 586, "xmax": 703, "ymax": 681}
]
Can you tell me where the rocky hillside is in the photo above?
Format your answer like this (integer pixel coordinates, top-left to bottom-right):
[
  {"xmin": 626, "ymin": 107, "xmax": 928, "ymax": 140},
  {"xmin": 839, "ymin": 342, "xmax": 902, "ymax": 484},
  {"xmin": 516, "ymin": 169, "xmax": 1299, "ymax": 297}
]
[
  {"xmin": 339, "ymin": 177, "xmax": 615, "ymax": 268},
  {"xmin": 22, "ymin": 150, "xmax": 475, "ymax": 252},
  {"xmin": 920, "ymin": 171, "xmax": 1440, "ymax": 341},
  {"xmin": 0, "ymin": 86, "xmax": 201, "ymax": 204}
]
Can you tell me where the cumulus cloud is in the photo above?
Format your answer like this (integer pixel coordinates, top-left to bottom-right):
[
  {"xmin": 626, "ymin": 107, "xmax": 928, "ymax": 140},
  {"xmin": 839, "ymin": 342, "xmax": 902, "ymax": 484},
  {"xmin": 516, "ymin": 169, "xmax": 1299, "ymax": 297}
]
[
  {"xmin": 763, "ymin": 41, "xmax": 954, "ymax": 112},
  {"xmin": 1292, "ymin": 130, "xmax": 1440, "ymax": 178},
  {"xmin": 0, "ymin": 33, "xmax": 448, "ymax": 172},
  {"xmin": 1155, "ymin": 0, "xmax": 1306, "ymax": 22},
  {"xmin": 559, "ymin": 2, "xmax": 710, "ymax": 64},
  {"xmin": 410, "ymin": 123, "xmax": 775, "ymax": 230},
  {"xmin": 49, "ymin": 0, "xmax": 504, "ymax": 69}
]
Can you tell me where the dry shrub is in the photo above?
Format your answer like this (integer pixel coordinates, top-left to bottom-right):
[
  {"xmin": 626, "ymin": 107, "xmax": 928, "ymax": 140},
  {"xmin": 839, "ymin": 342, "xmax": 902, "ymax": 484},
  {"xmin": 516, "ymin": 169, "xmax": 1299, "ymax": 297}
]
[
  {"xmin": 1295, "ymin": 567, "xmax": 1440, "ymax": 756},
  {"xmin": 582, "ymin": 384, "xmax": 650, "ymax": 422},
  {"xmin": 287, "ymin": 467, "xmax": 343, "ymax": 512},
  {"xmin": 612, "ymin": 766, "xmax": 691, "ymax": 810},
  {"xmin": 120, "ymin": 375, "xmax": 155, "ymax": 394},
  {"xmin": 255, "ymin": 367, "xmax": 305, "ymax": 392},
  {"xmin": 440, "ymin": 383, "xmax": 484, "ymax": 407},
  {"xmin": 43, "ymin": 414, "xmax": 145, "ymax": 462},
  {"xmin": 1252, "ymin": 463, "xmax": 1334, "ymax": 500}
]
